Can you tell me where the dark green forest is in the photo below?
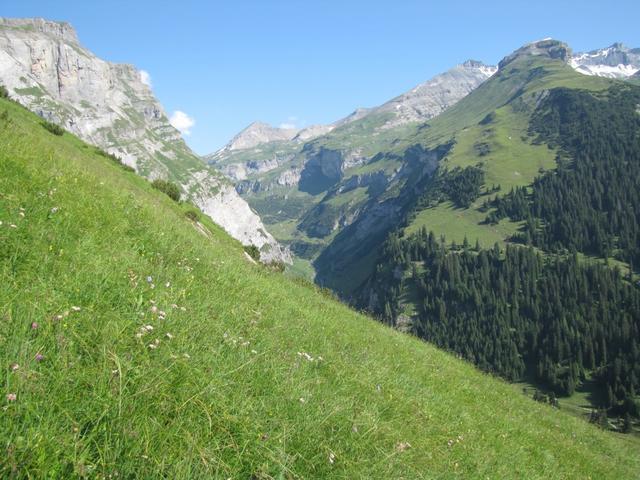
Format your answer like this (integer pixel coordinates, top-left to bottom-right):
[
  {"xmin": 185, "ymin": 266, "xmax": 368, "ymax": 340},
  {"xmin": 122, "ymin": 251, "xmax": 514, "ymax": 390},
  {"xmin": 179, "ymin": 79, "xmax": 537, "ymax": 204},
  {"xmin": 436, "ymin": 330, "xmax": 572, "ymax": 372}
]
[{"xmin": 361, "ymin": 84, "xmax": 640, "ymax": 420}]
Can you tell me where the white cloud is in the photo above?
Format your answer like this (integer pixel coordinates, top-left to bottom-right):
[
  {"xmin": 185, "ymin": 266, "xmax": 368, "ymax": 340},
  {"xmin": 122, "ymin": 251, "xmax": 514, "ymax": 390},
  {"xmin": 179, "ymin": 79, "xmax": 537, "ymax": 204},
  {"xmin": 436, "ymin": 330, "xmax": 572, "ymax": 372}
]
[
  {"xmin": 279, "ymin": 116, "xmax": 299, "ymax": 130},
  {"xmin": 170, "ymin": 110, "xmax": 195, "ymax": 136},
  {"xmin": 139, "ymin": 70, "xmax": 152, "ymax": 87}
]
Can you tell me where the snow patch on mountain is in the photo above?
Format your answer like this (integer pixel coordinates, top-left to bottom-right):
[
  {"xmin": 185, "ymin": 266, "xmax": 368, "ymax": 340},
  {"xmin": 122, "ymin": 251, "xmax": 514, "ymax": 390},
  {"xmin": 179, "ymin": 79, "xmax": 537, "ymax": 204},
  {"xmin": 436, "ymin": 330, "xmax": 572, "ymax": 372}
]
[{"xmin": 571, "ymin": 43, "xmax": 640, "ymax": 78}]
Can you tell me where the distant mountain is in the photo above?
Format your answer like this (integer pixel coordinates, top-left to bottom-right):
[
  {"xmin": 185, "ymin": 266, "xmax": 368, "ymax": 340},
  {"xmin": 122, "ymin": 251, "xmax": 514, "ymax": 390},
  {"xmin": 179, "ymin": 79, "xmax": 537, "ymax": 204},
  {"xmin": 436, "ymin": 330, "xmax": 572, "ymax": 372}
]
[
  {"xmin": 570, "ymin": 42, "xmax": 640, "ymax": 78},
  {"xmin": 0, "ymin": 17, "xmax": 289, "ymax": 263},
  {"xmin": 222, "ymin": 121, "xmax": 300, "ymax": 151},
  {"xmin": 206, "ymin": 60, "xmax": 496, "ymax": 273}
]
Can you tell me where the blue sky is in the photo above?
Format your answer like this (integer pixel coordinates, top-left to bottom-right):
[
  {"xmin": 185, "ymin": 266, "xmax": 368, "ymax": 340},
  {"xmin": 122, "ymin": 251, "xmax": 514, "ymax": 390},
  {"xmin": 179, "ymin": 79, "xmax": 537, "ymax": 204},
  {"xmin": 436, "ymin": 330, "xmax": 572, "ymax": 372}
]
[{"xmin": 3, "ymin": 1, "xmax": 640, "ymax": 154}]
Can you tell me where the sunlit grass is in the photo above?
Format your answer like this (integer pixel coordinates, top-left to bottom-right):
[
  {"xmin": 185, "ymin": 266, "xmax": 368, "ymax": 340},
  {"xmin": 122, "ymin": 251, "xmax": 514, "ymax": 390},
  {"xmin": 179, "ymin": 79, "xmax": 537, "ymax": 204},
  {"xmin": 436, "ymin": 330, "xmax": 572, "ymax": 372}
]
[{"xmin": 1, "ymin": 97, "xmax": 639, "ymax": 478}]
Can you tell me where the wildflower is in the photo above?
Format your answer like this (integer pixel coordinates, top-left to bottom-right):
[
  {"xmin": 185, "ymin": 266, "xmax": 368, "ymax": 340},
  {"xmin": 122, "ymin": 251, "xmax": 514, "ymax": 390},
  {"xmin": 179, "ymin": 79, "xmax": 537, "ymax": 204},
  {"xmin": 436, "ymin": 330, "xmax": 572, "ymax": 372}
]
[
  {"xmin": 447, "ymin": 439, "xmax": 454, "ymax": 447},
  {"xmin": 165, "ymin": 282, "xmax": 171, "ymax": 288},
  {"xmin": 171, "ymin": 304, "xmax": 178, "ymax": 309},
  {"xmin": 6, "ymin": 393, "xmax": 17, "ymax": 402},
  {"xmin": 35, "ymin": 353, "xmax": 44, "ymax": 362},
  {"xmin": 18, "ymin": 211, "xmax": 25, "ymax": 217},
  {"xmin": 182, "ymin": 353, "xmax": 190, "ymax": 359},
  {"xmin": 146, "ymin": 276, "xmax": 153, "ymax": 283},
  {"xmin": 148, "ymin": 344, "xmax": 157, "ymax": 350},
  {"xmin": 251, "ymin": 349, "xmax": 257, "ymax": 354},
  {"xmin": 180, "ymin": 306, "xmax": 186, "ymax": 312},
  {"xmin": 10, "ymin": 363, "xmax": 19, "ymax": 372},
  {"xmin": 150, "ymin": 305, "xmax": 158, "ymax": 314},
  {"xmin": 241, "ymin": 341, "xmax": 250, "ymax": 347},
  {"xmin": 9, "ymin": 224, "xmax": 17, "ymax": 228},
  {"xmin": 54, "ymin": 314, "xmax": 64, "ymax": 321},
  {"xmin": 71, "ymin": 306, "xmax": 81, "ymax": 312},
  {"xmin": 50, "ymin": 207, "xmax": 59, "ymax": 214},
  {"xmin": 31, "ymin": 322, "xmax": 39, "ymax": 330},
  {"xmin": 158, "ymin": 310, "xmax": 166, "ymax": 319},
  {"xmin": 299, "ymin": 397, "xmax": 306, "ymax": 403},
  {"xmin": 328, "ymin": 452, "xmax": 336, "ymax": 464},
  {"xmin": 396, "ymin": 441, "xmax": 411, "ymax": 452},
  {"xmin": 165, "ymin": 333, "xmax": 173, "ymax": 339}
]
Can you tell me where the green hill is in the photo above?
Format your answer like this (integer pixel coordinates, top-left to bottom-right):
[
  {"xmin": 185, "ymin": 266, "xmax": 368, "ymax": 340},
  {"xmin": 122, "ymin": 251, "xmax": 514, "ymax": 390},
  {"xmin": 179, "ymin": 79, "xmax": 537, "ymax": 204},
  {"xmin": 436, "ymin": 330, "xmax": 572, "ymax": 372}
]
[{"xmin": 1, "ymin": 92, "xmax": 639, "ymax": 477}]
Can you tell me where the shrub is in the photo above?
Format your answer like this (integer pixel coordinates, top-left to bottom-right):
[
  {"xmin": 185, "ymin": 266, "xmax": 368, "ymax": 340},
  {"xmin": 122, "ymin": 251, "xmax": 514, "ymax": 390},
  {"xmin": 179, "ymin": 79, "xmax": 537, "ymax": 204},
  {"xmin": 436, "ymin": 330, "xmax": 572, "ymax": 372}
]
[
  {"xmin": 244, "ymin": 244, "xmax": 261, "ymax": 262},
  {"xmin": 0, "ymin": 85, "xmax": 9, "ymax": 99},
  {"xmin": 265, "ymin": 261, "xmax": 285, "ymax": 273},
  {"xmin": 151, "ymin": 179, "xmax": 181, "ymax": 202},
  {"xmin": 94, "ymin": 148, "xmax": 135, "ymax": 172},
  {"xmin": 41, "ymin": 120, "xmax": 65, "ymax": 136},
  {"xmin": 184, "ymin": 209, "xmax": 201, "ymax": 222}
]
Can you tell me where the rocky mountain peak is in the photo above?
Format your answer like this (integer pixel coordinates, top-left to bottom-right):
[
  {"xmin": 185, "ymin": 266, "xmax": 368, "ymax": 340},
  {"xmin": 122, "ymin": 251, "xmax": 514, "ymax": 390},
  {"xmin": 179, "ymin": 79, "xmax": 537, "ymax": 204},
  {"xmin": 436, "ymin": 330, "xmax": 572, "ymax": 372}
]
[
  {"xmin": 462, "ymin": 59, "xmax": 485, "ymax": 69},
  {"xmin": 0, "ymin": 17, "xmax": 79, "ymax": 44},
  {"xmin": 570, "ymin": 42, "xmax": 640, "ymax": 78},
  {"xmin": 499, "ymin": 39, "xmax": 572, "ymax": 70},
  {"xmin": 224, "ymin": 121, "xmax": 300, "ymax": 151}
]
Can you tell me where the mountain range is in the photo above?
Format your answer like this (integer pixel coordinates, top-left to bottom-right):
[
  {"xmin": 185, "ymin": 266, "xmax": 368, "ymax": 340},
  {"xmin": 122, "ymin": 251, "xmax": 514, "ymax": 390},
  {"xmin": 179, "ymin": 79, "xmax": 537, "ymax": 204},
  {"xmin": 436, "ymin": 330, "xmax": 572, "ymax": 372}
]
[{"xmin": 207, "ymin": 40, "xmax": 639, "ymax": 284}]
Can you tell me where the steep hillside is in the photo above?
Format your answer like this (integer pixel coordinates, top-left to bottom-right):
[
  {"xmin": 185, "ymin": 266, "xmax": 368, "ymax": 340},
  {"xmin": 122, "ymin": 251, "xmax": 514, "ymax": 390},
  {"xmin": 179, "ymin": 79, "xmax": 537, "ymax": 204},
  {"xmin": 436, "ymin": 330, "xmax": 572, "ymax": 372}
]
[
  {"xmin": 315, "ymin": 40, "xmax": 616, "ymax": 293},
  {"xmin": 2, "ymin": 87, "xmax": 639, "ymax": 478},
  {"xmin": 0, "ymin": 17, "xmax": 288, "ymax": 263}
]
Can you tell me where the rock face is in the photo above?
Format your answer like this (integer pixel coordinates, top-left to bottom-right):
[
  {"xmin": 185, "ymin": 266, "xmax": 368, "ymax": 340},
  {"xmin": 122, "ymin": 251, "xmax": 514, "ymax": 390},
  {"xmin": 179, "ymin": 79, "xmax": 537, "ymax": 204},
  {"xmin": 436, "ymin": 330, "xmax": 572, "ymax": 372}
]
[
  {"xmin": 570, "ymin": 43, "xmax": 640, "ymax": 78},
  {"xmin": 0, "ymin": 17, "xmax": 289, "ymax": 263}
]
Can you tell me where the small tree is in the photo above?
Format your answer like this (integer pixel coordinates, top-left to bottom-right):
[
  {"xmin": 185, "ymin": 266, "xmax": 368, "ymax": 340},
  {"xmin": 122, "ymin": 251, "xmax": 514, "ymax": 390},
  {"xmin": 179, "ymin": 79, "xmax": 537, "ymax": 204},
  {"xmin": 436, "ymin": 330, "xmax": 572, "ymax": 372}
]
[
  {"xmin": 244, "ymin": 244, "xmax": 261, "ymax": 262},
  {"xmin": 151, "ymin": 179, "xmax": 181, "ymax": 202},
  {"xmin": 40, "ymin": 120, "xmax": 65, "ymax": 136},
  {"xmin": 0, "ymin": 85, "xmax": 9, "ymax": 99},
  {"xmin": 184, "ymin": 209, "xmax": 200, "ymax": 222}
]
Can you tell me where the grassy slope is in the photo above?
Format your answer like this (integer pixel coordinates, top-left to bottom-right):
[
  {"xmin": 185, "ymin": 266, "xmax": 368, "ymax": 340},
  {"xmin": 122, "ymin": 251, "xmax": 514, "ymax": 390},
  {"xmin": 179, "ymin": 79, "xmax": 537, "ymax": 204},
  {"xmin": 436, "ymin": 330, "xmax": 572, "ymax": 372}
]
[
  {"xmin": 404, "ymin": 57, "xmax": 614, "ymax": 246},
  {"xmin": 1, "ymin": 99, "xmax": 639, "ymax": 479}
]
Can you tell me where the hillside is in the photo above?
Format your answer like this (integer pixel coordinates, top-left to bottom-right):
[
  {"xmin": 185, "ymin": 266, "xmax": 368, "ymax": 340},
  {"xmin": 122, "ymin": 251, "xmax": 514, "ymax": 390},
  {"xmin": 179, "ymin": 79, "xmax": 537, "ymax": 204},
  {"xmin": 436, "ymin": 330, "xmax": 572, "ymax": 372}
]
[
  {"xmin": 1, "ymin": 89, "xmax": 639, "ymax": 477},
  {"xmin": 353, "ymin": 41, "xmax": 640, "ymax": 426},
  {"xmin": 0, "ymin": 17, "xmax": 288, "ymax": 263}
]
